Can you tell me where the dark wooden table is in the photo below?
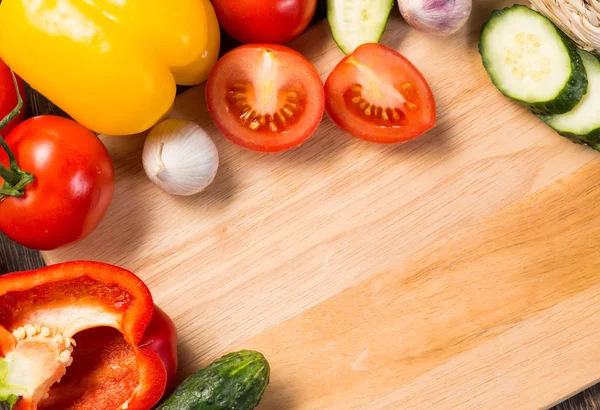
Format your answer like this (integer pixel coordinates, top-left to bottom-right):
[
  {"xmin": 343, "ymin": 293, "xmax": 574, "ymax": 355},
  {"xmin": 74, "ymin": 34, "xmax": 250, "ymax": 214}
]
[{"xmin": 2, "ymin": 5, "xmax": 600, "ymax": 408}]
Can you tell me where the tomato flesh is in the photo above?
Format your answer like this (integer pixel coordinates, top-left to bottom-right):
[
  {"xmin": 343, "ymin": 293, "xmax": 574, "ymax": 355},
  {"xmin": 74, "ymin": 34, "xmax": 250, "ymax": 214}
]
[
  {"xmin": 207, "ymin": 44, "xmax": 324, "ymax": 153},
  {"xmin": 226, "ymin": 83, "xmax": 305, "ymax": 133},
  {"xmin": 325, "ymin": 43, "xmax": 436, "ymax": 144}
]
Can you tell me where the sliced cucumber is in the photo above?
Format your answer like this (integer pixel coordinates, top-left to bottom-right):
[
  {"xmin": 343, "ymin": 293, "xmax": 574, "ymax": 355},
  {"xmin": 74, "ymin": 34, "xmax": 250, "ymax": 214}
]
[
  {"xmin": 328, "ymin": 0, "xmax": 393, "ymax": 55},
  {"xmin": 542, "ymin": 50, "xmax": 600, "ymax": 150},
  {"xmin": 479, "ymin": 5, "xmax": 588, "ymax": 116}
]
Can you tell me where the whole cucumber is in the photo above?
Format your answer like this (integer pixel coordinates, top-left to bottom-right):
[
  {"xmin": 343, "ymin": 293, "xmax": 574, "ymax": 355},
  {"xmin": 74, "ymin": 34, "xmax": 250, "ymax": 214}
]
[{"xmin": 155, "ymin": 350, "xmax": 270, "ymax": 410}]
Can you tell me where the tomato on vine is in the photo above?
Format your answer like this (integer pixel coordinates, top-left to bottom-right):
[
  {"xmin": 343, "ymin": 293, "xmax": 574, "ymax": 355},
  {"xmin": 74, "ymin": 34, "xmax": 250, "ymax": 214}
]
[{"xmin": 0, "ymin": 70, "xmax": 114, "ymax": 250}]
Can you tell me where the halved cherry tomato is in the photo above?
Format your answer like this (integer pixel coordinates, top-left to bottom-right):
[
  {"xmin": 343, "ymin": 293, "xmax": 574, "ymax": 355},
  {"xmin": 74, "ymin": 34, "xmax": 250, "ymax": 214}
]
[
  {"xmin": 206, "ymin": 44, "xmax": 325, "ymax": 153},
  {"xmin": 325, "ymin": 43, "xmax": 436, "ymax": 144},
  {"xmin": 211, "ymin": 0, "xmax": 317, "ymax": 44}
]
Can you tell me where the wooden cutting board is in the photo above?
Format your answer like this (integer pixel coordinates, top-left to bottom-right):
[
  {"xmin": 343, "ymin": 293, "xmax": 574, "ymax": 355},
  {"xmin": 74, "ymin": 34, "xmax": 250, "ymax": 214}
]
[{"xmin": 43, "ymin": 1, "xmax": 600, "ymax": 408}]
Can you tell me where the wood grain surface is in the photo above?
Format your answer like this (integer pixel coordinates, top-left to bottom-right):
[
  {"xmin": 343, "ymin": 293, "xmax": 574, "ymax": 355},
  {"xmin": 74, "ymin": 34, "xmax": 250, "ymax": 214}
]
[{"xmin": 1, "ymin": 0, "xmax": 599, "ymax": 408}]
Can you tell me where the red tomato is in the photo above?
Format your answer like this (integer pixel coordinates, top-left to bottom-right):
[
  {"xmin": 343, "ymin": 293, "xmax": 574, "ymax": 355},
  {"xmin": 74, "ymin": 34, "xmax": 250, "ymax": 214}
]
[
  {"xmin": 325, "ymin": 43, "xmax": 436, "ymax": 144},
  {"xmin": 0, "ymin": 57, "xmax": 26, "ymax": 136},
  {"xmin": 206, "ymin": 44, "xmax": 325, "ymax": 153},
  {"xmin": 0, "ymin": 116, "xmax": 114, "ymax": 250},
  {"xmin": 142, "ymin": 305, "xmax": 179, "ymax": 394},
  {"xmin": 211, "ymin": 0, "xmax": 317, "ymax": 44}
]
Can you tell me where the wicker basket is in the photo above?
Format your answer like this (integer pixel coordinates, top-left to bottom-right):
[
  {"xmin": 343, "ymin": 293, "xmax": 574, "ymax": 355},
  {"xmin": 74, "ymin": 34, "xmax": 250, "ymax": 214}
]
[{"xmin": 530, "ymin": 0, "xmax": 600, "ymax": 53}]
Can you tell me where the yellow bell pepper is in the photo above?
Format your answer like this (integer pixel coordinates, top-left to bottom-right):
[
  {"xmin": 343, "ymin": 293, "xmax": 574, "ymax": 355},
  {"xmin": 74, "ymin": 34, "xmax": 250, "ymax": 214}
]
[
  {"xmin": 173, "ymin": 0, "xmax": 221, "ymax": 86},
  {"xmin": 0, "ymin": 0, "xmax": 220, "ymax": 136}
]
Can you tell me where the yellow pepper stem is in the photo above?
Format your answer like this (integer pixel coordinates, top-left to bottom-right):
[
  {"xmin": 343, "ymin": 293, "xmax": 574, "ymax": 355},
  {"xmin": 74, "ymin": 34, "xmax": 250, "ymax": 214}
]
[{"xmin": 0, "ymin": 69, "xmax": 34, "ymax": 198}]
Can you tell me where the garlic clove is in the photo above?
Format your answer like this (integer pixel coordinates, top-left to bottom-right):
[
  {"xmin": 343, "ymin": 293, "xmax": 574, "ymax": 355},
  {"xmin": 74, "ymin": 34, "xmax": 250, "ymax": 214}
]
[{"xmin": 142, "ymin": 119, "xmax": 220, "ymax": 196}]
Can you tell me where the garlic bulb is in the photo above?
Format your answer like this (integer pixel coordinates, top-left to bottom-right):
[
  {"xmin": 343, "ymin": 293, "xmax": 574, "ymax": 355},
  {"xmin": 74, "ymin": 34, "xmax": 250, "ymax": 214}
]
[
  {"xmin": 143, "ymin": 119, "xmax": 219, "ymax": 196},
  {"xmin": 398, "ymin": 0, "xmax": 472, "ymax": 36}
]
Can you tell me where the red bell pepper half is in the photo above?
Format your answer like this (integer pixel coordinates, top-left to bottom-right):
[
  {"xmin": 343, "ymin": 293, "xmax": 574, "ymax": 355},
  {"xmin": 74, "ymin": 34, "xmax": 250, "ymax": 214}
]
[{"xmin": 0, "ymin": 261, "xmax": 178, "ymax": 410}]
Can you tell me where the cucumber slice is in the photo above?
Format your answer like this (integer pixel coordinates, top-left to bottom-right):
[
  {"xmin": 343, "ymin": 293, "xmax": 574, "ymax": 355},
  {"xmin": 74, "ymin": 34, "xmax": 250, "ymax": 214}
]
[
  {"xmin": 542, "ymin": 51, "xmax": 600, "ymax": 151},
  {"xmin": 328, "ymin": 0, "xmax": 393, "ymax": 55},
  {"xmin": 479, "ymin": 5, "xmax": 588, "ymax": 116}
]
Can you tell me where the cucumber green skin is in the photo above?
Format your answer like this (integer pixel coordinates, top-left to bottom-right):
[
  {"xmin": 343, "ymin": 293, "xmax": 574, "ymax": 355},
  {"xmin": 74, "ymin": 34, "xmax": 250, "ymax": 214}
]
[
  {"xmin": 539, "ymin": 53, "xmax": 600, "ymax": 151},
  {"xmin": 539, "ymin": 116, "xmax": 600, "ymax": 151},
  {"xmin": 554, "ymin": 128, "xmax": 600, "ymax": 151},
  {"xmin": 479, "ymin": 5, "xmax": 588, "ymax": 116},
  {"xmin": 327, "ymin": 0, "xmax": 394, "ymax": 55},
  {"xmin": 155, "ymin": 351, "xmax": 270, "ymax": 410}
]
